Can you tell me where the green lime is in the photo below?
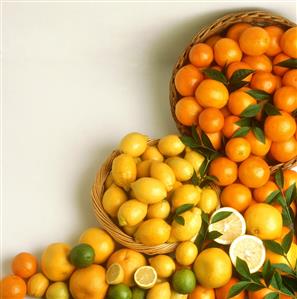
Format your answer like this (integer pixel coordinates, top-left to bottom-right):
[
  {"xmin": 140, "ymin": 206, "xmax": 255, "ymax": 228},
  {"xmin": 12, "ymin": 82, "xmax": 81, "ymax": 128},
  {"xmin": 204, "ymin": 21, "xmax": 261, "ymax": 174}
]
[
  {"xmin": 132, "ymin": 287, "xmax": 146, "ymax": 299},
  {"xmin": 172, "ymin": 268, "xmax": 196, "ymax": 294},
  {"xmin": 69, "ymin": 243, "xmax": 95, "ymax": 268},
  {"xmin": 107, "ymin": 284, "xmax": 132, "ymax": 299}
]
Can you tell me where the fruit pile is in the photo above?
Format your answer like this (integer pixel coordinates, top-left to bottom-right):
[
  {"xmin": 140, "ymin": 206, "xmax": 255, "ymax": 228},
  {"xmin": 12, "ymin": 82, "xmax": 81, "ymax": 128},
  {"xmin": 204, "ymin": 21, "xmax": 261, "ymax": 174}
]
[{"xmin": 174, "ymin": 24, "xmax": 297, "ymax": 165}]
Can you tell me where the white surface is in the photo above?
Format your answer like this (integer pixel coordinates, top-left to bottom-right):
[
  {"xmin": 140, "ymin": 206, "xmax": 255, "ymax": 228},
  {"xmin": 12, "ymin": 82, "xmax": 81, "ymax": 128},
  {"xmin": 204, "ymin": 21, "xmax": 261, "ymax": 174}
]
[{"xmin": 2, "ymin": 0, "xmax": 297, "ymax": 283}]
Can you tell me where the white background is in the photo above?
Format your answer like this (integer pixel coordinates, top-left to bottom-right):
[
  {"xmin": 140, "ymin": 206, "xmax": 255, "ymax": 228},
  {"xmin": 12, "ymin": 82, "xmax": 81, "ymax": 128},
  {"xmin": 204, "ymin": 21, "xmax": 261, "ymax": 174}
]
[{"xmin": 2, "ymin": 0, "xmax": 297, "ymax": 287}]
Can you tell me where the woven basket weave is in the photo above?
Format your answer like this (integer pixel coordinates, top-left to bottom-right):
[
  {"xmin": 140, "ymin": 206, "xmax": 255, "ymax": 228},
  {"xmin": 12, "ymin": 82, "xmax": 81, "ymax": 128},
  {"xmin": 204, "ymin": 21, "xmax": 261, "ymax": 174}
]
[{"xmin": 169, "ymin": 10, "xmax": 297, "ymax": 172}]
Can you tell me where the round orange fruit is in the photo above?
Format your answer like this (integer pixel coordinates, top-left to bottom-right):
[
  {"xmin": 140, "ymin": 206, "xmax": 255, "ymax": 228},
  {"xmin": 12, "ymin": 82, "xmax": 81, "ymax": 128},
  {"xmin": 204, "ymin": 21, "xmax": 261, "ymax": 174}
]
[
  {"xmin": 244, "ymin": 130, "xmax": 272, "ymax": 156},
  {"xmin": 226, "ymin": 61, "xmax": 253, "ymax": 81},
  {"xmin": 189, "ymin": 285, "xmax": 215, "ymax": 299},
  {"xmin": 12, "ymin": 252, "xmax": 38, "ymax": 279},
  {"xmin": 253, "ymin": 181, "xmax": 278, "ymax": 203},
  {"xmin": 282, "ymin": 69, "xmax": 297, "ymax": 88},
  {"xmin": 273, "ymin": 53, "xmax": 290, "ymax": 76},
  {"xmin": 283, "ymin": 169, "xmax": 297, "ymax": 190},
  {"xmin": 280, "ymin": 27, "xmax": 297, "ymax": 58},
  {"xmin": 175, "ymin": 97, "xmax": 203, "ymax": 126},
  {"xmin": 205, "ymin": 35, "xmax": 221, "ymax": 47},
  {"xmin": 205, "ymin": 131, "xmax": 223, "ymax": 151},
  {"xmin": 264, "ymin": 25, "xmax": 284, "ymax": 56},
  {"xmin": 242, "ymin": 54, "xmax": 272, "ymax": 72},
  {"xmin": 273, "ymin": 86, "xmax": 297, "ymax": 113},
  {"xmin": 226, "ymin": 23, "xmax": 252, "ymax": 41},
  {"xmin": 0, "ymin": 275, "xmax": 26, "ymax": 299},
  {"xmin": 214, "ymin": 38, "xmax": 242, "ymax": 66},
  {"xmin": 225, "ymin": 137, "xmax": 251, "ymax": 162},
  {"xmin": 228, "ymin": 90, "xmax": 257, "ymax": 116},
  {"xmin": 250, "ymin": 71, "xmax": 277, "ymax": 94},
  {"xmin": 270, "ymin": 137, "xmax": 297, "ymax": 162},
  {"xmin": 215, "ymin": 277, "xmax": 245, "ymax": 299},
  {"xmin": 198, "ymin": 108, "xmax": 224, "ymax": 133},
  {"xmin": 189, "ymin": 43, "xmax": 214, "ymax": 67},
  {"xmin": 222, "ymin": 115, "xmax": 240, "ymax": 138}
]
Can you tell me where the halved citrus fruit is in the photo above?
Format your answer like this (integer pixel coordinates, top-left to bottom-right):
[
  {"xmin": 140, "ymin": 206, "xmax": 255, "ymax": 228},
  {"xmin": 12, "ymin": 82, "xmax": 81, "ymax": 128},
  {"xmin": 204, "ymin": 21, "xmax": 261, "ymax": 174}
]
[
  {"xmin": 134, "ymin": 266, "xmax": 157, "ymax": 289},
  {"xmin": 106, "ymin": 263, "xmax": 124, "ymax": 285}
]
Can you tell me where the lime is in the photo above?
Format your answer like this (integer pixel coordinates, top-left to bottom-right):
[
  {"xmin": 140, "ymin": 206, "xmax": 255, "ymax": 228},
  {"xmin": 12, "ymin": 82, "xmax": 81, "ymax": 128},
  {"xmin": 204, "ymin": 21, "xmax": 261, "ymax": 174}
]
[
  {"xmin": 69, "ymin": 243, "xmax": 95, "ymax": 268},
  {"xmin": 172, "ymin": 269, "xmax": 196, "ymax": 294},
  {"xmin": 107, "ymin": 284, "xmax": 132, "ymax": 299},
  {"xmin": 132, "ymin": 287, "xmax": 146, "ymax": 299}
]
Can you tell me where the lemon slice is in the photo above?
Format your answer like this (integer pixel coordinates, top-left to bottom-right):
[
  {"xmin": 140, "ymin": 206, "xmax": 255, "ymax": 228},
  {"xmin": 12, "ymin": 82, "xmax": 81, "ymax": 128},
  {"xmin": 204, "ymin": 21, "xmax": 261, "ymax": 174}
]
[
  {"xmin": 106, "ymin": 263, "xmax": 124, "ymax": 285},
  {"xmin": 134, "ymin": 266, "xmax": 157, "ymax": 289},
  {"xmin": 229, "ymin": 235, "xmax": 266, "ymax": 273},
  {"xmin": 208, "ymin": 207, "xmax": 246, "ymax": 245}
]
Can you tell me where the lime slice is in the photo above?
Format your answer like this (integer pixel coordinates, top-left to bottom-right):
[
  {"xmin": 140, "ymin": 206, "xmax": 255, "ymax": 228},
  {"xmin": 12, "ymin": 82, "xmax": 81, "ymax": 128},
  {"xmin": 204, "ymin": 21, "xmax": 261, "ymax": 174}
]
[
  {"xmin": 208, "ymin": 207, "xmax": 246, "ymax": 245},
  {"xmin": 134, "ymin": 266, "xmax": 157, "ymax": 289},
  {"xmin": 229, "ymin": 235, "xmax": 266, "ymax": 273},
  {"xmin": 106, "ymin": 263, "xmax": 124, "ymax": 285}
]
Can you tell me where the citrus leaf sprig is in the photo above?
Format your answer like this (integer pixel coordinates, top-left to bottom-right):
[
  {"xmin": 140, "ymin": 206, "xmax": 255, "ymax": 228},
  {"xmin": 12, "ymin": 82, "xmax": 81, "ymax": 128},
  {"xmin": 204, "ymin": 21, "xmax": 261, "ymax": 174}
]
[{"xmin": 276, "ymin": 58, "xmax": 297, "ymax": 69}]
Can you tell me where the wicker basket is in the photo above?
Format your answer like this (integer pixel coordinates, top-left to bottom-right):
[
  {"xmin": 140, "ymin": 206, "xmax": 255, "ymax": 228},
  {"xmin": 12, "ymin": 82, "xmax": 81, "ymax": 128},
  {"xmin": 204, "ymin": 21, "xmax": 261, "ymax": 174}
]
[
  {"xmin": 169, "ymin": 10, "xmax": 297, "ymax": 171},
  {"xmin": 92, "ymin": 139, "xmax": 221, "ymax": 255}
]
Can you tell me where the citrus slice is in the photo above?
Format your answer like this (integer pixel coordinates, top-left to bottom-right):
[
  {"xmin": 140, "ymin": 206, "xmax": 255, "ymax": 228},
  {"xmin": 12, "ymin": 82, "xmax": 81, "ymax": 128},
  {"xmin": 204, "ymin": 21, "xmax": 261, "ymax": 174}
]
[
  {"xmin": 106, "ymin": 263, "xmax": 124, "ymax": 285},
  {"xmin": 229, "ymin": 235, "xmax": 266, "ymax": 273},
  {"xmin": 134, "ymin": 266, "xmax": 157, "ymax": 289},
  {"xmin": 208, "ymin": 207, "xmax": 246, "ymax": 245}
]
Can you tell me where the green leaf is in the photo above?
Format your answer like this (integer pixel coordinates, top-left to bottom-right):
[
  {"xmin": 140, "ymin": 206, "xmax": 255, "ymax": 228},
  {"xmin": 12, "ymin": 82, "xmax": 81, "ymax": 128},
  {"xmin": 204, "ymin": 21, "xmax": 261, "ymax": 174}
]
[
  {"xmin": 180, "ymin": 135, "xmax": 198, "ymax": 149},
  {"xmin": 240, "ymin": 104, "xmax": 262, "ymax": 118},
  {"xmin": 191, "ymin": 125, "xmax": 201, "ymax": 144},
  {"xmin": 270, "ymin": 271, "xmax": 283, "ymax": 289},
  {"xmin": 232, "ymin": 126, "xmax": 250, "ymax": 137},
  {"xmin": 207, "ymin": 230, "xmax": 223, "ymax": 240},
  {"xmin": 204, "ymin": 175, "xmax": 219, "ymax": 182},
  {"xmin": 246, "ymin": 89, "xmax": 271, "ymax": 101},
  {"xmin": 282, "ymin": 208, "xmax": 292, "ymax": 227},
  {"xmin": 228, "ymin": 80, "xmax": 249, "ymax": 92},
  {"xmin": 201, "ymin": 211, "xmax": 209, "ymax": 224},
  {"xmin": 283, "ymin": 276, "xmax": 297, "ymax": 292},
  {"xmin": 264, "ymin": 103, "xmax": 281, "ymax": 116},
  {"xmin": 236, "ymin": 257, "xmax": 251, "ymax": 280},
  {"xmin": 292, "ymin": 109, "xmax": 297, "ymax": 118},
  {"xmin": 229, "ymin": 69, "xmax": 254, "ymax": 83},
  {"xmin": 202, "ymin": 68, "xmax": 228, "ymax": 85},
  {"xmin": 195, "ymin": 212, "xmax": 209, "ymax": 251},
  {"xmin": 266, "ymin": 190, "xmax": 281, "ymax": 204},
  {"xmin": 211, "ymin": 211, "xmax": 232, "ymax": 224},
  {"xmin": 282, "ymin": 229, "xmax": 293, "ymax": 253},
  {"xmin": 174, "ymin": 215, "xmax": 185, "ymax": 225},
  {"xmin": 252, "ymin": 126, "xmax": 266, "ymax": 144},
  {"xmin": 199, "ymin": 158, "xmax": 209, "ymax": 177},
  {"xmin": 227, "ymin": 281, "xmax": 251, "ymax": 298},
  {"xmin": 264, "ymin": 292, "xmax": 279, "ymax": 299},
  {"xmin": 263, "ymin": 240, "xmax": 284, "ymax": 255},
  {"xmin": 235, "ymin": 118, "xmax": 251, "ymax": 127},
  {"xmin": 275, "ymin": 169, "xmax": 284, "ymax": 189},
  {"xmin": 272, "ymin": 263, "xmax": 295, "ymax": 276},
  {"xmin": 201, "ymin": 131, "xmax": 215, "ymax": 150},
  {"xmin": 175, "ymin": 204, "xmax": 194, "ymax": 215},
  {"xmin": 276, "ymin": 193, "xmax": 287, "ymax": 209},
  {"xmin": 262, "ymin": 260, "xmax": 274, "ymax": 286},
  {"xmin": 276, "ymin": 58, "xmax": 297, "ymax": 69},
  {"xmin": 191, "ymin": 171, "xmax": 200, "ymax": 186},
  {"xmin": 285, "ymin": 183, "xmax": 297, "ymax": 205},
  {"xmin": 246, "ymin": 283, "xmax": 265, "ymax": 291}
]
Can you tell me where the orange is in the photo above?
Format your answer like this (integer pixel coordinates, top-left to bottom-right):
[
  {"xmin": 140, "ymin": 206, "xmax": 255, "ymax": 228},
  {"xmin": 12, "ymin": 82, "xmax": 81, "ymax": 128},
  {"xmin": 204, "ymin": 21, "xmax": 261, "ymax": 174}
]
[
  {"xmin": 189, "ymin": 285, "xmax": 215, "ymax": 299},
  {"xmin": 175, "ymin": 97, "xmax": 203, "ymax": 126},
  {"xmin": 250, "ymin": 71, "xmax": 277, "ymax": 94},
  {"xmin": 283, "ymin": 169, "xmax": 297, "ymax": 190},
  {"xmin": 189, "ymin": 43, "xmax": 214, "ymax": 67},
  {"xmin": 249, "ymin": 288, "xmax": 291, "ymax": 299},
  {"xmin": 253, "ymin": 181, "xmax": 278, "ymax": 203},
  {"xmin": 239, "ymin": 26, "xmax": 270, "ymax": 55},
  {"xmin": 275, "ymin": 75, "xmax": 282, "ymax": 89},
  {"xmin": 273, "ymin": 53, "xmax": 290, "ymax": 76},
  {"xmin": 270, "ymin": 137, "xmax": 297, "ymax": 162},
  {"xmin": 0, "ymin": 275, "xmax": 26, "ymax": 299},
  {"xmin": 225, "ymin": 137, "xmax": 251, "ymax": 162},
  {"xmin": 195, "ymin": 79, "xmax": 229, "ymax": 108},
  {"xmin": 238, "ymin": 156, "xmax": 270, "ymax": 188},
  {"xmin": 205, "ymin": 35, "xmax": 221, "ymax": 47},
  {"xmin": 221, "ymin": 106, "xmax": 231, "ymax": 117},
  {"xmin": 198, "ymin": 108, "xmax": 224, "ymax": 133},
  {"xmin": 242, "ymin": 54, "xmax": 272, "ymax": 72},
  {"xmin": 12, "ymin": 252, "xmax": 38, "ymax": 279},
  {"xmin": 208, "ymin": 157, "xmax": 238, "ymax": 186},
  {"xmin": 244, "ymin": 130, "xmax": 272, "ymax": 156},
  {"xmin": 226, "ymin": 61, "xmax": 253, "ymax": 81},
  {"xmin": 282, "ymin": 69, "xmax": 297, "ymax": 88},
  {"xmin": 175, "ymin": 64, "xmax": 204, "ymax": 96},
  {"xmin": 228, "ymin": 90, "xmax": 257, "ymax": 116},
  {"xmin": 273, "ymin": 201, "xmax": 296, "ymax": 217},
  {"xmin": 215, "ymin": 277, "xmax": 245, "ymax": 299},
  {"xmin": 264, "ymin": 111, "xmax": 296, "ymax": 142},
  {"xmin": 281, "ymin": 226, "xmax": 297, "ymax": 243},
  {"xmin": 222, "ymin": 115, "xmax": 240, "ymax": 138},
  {"xmin": 264, "ymin": 25, "xmax": 284, "ymax": 56},
  {"xmin": 214, "ymin": 38, "xmax": 242, "ymax": 66},
  {"xmin": 69, "ymin": 264, "xmax": 108, "ymax": 299},
  {"xmin": 211, "ymin": 65, "xmax": 223, "ymax": 72},
  {"xmin": 226, "ymin": 23, "xmax": 252, "ymax": 41},
  {"xmin": 280, "ymin": 27, "xmax": 297, "ymax": 58},
  {"xmin": 107, "ymin": 248, "xmax": 147, "ymax": 286},
  {"xmin": 206, "ymin": 131, "xmax": 223, "ymax": 151},
  {"xmin": 220, "ymin": 183, "xmax": 252, "ymax": 212},
  {"xmin": 273, "ymin": 86, "xmax": 297, "ymax": 112}
]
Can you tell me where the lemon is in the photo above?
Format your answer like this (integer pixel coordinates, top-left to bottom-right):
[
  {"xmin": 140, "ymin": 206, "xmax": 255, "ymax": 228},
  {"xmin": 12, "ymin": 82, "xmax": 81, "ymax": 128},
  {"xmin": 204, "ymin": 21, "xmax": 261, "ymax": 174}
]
[
  {"xmin": 134, "ymin": 157, "xmax": 142, "ymax": 164},
  {"xmin": 148, "ymin": 255, "xmax": 175, "ymax": 278},
  {"xmin": 46, "ymin": 282, "xmax": 69, "ymax": 299},
  {"xmin": 244, "ymin": 203, "xmax": 283, "ymax": 240},
  {"xmin": 136, "ymin": 160, "xmax": 152, "ymax": 178},
  {"xmin": 27, "ymin": 273, "xmax": 49, "ymax": 298},
  {"xmin": 134, "ymin": 266, "xmax": 157, "ymax": 289},
  {"xmin": 105, "ymin": 173, "xmax": 114, "ymax": 188},
  {"xmin": 131, "ymin": 177, "xmax": 167, "ymax": 204},
  {"xmin": 229, "ymin": 235, "xmax": 266, "ymax": 273},
  {"xmin": 134, "ymin": 219, "xmax": 171, "ymax": 246},
  {"xmin": 184, "ymin": 150, "xmax": 205, "ymax": 173},
  {"xmin": 119, "ymin": 132, "xmax": 148, "ymax": 157},
  {"xmin": 147, "ymin": 200, "xmax": 170, "ymax": 219},
  {"xmin": 146, "ymin": 282, "xmax": 171, "ymax": 299},
  {"xmin": 208, "ymin": 207, "xmax": 246, "ymax": 245},
  {"xmin": 175, "ymin": 241, "xmax": 198, "ymax": 266},
  {"xmin": 194, "ymin": 248, "xmax": 232, "ymax": 288},
  {"xmin": 102, "ymin": 184, "xmax": 128, "ymax": 218},
  {"xmin": 158, "ymin": 135, "xmax": 185, "ymax": 157},
  {"xmin": 198, "ymin": 187, "xmax": 219, "ymax": 214},
  {"xmin": 166, "ymin": 157, "xmax": 194, "ymax": 182},
  {"xmin": 167, "ymin": 181, "xmax": 183, "ymax": 199},
  {"xmin": 171, "ymin": 184, "xmax": 201, "ymax": 211},
  {"xmin": 150, "ymin": 161, "xmax": 176, "ymax": 191},
  {"xmin": 117, "ymin": 199, "xmax": 147, "ymax": 226},
  {"xmin": 123, "ymin": 224, "xmax": 140, "ymax": 236},
  {"xmin": 106, "ymin": 263, "xmax": 125, "ymax": 285},
  {"xmin": 142, "ymin": 146, "xmax": 164, "ymax": 161},
  {"xmin": 112, "ymin": 154, "xmax": 137, "ymax": 188},
  {"xmin": 172, "ymin": 269, "xmax": 196, "ymax": 294},
  {"xmin": 170, "ymin": 291, "xmax": 188, "ymax": 299},
  {"xmin": 171, "ymin": 207, "xmax": 202, "ymax": 242}
]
